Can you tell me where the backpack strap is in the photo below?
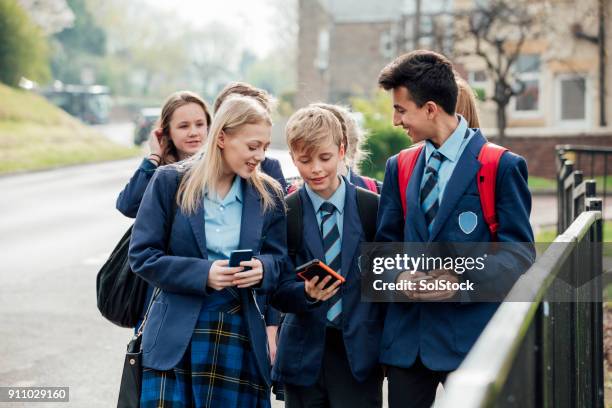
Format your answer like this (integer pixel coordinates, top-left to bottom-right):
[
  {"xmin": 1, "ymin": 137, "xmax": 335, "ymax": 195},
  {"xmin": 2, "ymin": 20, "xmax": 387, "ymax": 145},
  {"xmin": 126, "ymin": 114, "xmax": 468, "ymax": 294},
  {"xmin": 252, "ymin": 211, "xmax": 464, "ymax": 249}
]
[
  {"xmin": 285, "ymin": 191, "xmax": 302, "ymax": 260},
  {"xmin": 361, "ymin": 176, "xmax": 379, "ymax": 194},
  {"xmin": 476, "ymin": 142, "xmax": 507, "ymax": 240},
  {"xmin": 397, "ymin": 143, "xmax": 426, "ymax": 219},
  {"xmin": 355, "ymin": 186, "xmax": 380, "ymax": 242}
]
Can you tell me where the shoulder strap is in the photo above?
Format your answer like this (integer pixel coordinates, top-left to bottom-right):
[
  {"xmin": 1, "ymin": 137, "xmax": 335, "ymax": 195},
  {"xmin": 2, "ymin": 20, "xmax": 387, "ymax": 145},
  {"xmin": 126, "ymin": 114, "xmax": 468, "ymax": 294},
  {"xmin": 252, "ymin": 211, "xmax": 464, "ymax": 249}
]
[
  {"xmin": 361, "ymin": 176, "xmax": 379, "ymax": 194},
  {"xmin": 476, "ymin": 142, "xmax": 507, "ymax": 240},
  {"xmin": 285, "ymin": 191, "xmax": 302, "ymax": 260},
  {"xmin": 397, "ymin": 143, "xmax": 425, "ymax": 219},
  {"xmin": 355, "ymin": 186, "xmax": 380, "ymax": 242}
]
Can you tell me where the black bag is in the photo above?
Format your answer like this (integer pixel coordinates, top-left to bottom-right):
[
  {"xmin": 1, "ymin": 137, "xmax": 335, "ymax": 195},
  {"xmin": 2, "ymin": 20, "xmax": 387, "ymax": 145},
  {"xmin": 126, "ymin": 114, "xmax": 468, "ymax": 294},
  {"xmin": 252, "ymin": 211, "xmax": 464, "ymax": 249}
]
[
  {"xmin": 97, "ymin": 173, "xmax": 182, "ymax": 328},
  {"xmin": 96, "ymin": 225, "xmax": 147, "ymax": 328},
  {"xmin": 117, "ymin": 288, "xmax": 160, "ymax": 408}
]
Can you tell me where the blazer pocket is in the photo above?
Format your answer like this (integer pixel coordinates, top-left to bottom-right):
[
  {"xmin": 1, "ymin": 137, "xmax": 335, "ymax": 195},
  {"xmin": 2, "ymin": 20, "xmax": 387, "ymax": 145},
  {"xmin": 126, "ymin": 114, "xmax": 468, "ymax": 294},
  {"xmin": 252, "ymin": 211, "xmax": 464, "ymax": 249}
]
[{"xmin": 142, "ymin": 301, "xmax": 167, "ymax": 353}]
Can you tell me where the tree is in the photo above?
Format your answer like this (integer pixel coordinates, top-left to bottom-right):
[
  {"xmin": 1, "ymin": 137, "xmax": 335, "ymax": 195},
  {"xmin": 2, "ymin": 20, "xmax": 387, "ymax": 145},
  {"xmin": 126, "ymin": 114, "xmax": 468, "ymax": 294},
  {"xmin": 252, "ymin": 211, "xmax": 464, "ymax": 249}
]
[
  {"xmin": 0, "ymin": 0, "xmax": 50, "ymax": 87},
  {"xmin": 352, "ymin": 91, "xmax": 411, "ymax": 180},
  {"xmin": 454, "ymin": 0, "xmax": 545, "ymax": 145}
]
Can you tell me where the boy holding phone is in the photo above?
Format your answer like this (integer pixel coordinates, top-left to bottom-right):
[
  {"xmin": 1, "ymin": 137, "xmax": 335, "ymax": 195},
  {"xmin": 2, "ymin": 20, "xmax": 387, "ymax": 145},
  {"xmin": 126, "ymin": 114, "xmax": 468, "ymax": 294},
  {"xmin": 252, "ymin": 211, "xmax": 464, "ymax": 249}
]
[{"xmin": 271, "ymin": 106, "xmax": 384, "ymax": 408}]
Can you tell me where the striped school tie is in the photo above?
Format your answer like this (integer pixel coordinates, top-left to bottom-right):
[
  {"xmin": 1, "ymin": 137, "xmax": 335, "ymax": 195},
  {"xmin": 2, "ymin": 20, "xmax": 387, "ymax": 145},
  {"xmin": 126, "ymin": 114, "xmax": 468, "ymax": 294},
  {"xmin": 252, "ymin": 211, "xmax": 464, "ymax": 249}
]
[
  {"xmin": 420, "ymin": 151, "xmax": 445, "ymax": 233},
  {"xmin": 320, "ymin": 202, "xmax": 343, "ymax": 326}
]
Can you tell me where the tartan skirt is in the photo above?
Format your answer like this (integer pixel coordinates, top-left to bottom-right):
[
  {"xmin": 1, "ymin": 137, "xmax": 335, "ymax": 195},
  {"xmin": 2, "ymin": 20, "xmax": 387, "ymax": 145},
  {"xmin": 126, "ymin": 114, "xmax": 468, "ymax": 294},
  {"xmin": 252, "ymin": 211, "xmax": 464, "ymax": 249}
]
[{"xmin": 140, "ymin": 301, "xmax": 271, "ymax": 408}]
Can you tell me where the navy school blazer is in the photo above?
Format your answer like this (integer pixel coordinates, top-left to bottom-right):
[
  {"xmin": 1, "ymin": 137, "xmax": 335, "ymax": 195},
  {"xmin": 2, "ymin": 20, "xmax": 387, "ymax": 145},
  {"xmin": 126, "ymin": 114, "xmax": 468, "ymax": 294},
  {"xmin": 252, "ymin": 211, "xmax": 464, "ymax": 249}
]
[
  {"xmin": 375, "ymin": 130, "xmax": 535, "ymax": 372},
  {"xmin": 271, "ymin": 179, "xmax": 385, "ymax": 386},
  {"xmin": 128, "ymin": 165, "xmax": 288, "ymax": 386},
  {"xmin": 117, "ymin": 157, "xmax": 287, "ymax": 326}
]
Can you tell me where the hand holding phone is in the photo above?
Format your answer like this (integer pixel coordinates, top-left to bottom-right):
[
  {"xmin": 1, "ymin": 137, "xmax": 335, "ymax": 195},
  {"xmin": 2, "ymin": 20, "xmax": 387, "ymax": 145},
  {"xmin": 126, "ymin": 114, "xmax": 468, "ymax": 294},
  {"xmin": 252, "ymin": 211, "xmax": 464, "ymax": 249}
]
[
  {"xmin": 296, "ymin": 259, "xmax": 345, "ymax": 290},
  {"xmin": 230, "ymin": 249, "xmax": 263, "ymax": 288}
]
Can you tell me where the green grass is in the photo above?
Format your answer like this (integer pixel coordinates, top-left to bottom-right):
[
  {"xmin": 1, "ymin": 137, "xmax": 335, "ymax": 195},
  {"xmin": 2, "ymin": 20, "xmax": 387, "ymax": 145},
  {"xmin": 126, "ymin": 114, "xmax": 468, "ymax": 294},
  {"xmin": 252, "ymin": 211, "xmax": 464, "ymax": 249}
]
[
  {"xmin": 529, "ymin": 175, "xmax": 612, "ymax": 193},
  {"xmin": 536, "ymin": 220, "xmax": 612, "ymax": 243},
  {"xmin": 0, "ymin": 83, "xmax": 139, "ymax": 174}
]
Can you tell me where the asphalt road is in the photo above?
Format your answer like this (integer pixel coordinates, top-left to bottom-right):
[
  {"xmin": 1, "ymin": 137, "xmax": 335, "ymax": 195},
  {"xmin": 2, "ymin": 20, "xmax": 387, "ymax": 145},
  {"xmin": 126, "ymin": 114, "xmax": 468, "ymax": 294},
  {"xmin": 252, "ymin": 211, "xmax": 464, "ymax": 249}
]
[{"xmin": 0, "ymin": 153, "xmax": 295, "ymax": 408}]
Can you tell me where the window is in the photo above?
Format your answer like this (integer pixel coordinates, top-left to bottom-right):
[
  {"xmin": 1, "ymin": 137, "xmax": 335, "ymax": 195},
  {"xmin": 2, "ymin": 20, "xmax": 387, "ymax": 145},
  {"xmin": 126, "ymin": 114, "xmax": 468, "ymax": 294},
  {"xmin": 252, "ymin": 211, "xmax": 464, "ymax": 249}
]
[
  {"xmin": 513, "ymin": 54, "xmax": 541, "ymax": 115},
  {"xmin": 379, "ymin": 31, "xmax": 395, "ymax": 58},
  {"xmin": 314, "ymin": 29, "xmax": 329, "ymax": 72},
  {"xmin": 556, "ymin": 74, "xmax": 589, "ymax": 127}
]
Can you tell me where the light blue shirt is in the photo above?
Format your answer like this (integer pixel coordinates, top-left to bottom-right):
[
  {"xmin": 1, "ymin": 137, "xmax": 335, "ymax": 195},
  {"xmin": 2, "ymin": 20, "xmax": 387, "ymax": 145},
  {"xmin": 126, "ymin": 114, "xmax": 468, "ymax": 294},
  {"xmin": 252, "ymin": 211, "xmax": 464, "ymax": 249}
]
[
  {"xmin": 305, "ymin": 176, "xmax": 346, "ymax": 242},
  {"xmin": 204, "ymin": 175, "xmax": 243, "ymax": 261},
  {"xmin": 423, "ymin": 115, "xmax": 474, "ymax": 202},
  {"xmin": 202, "ymin": 175, "xmax": 243, "ymax": 310}
]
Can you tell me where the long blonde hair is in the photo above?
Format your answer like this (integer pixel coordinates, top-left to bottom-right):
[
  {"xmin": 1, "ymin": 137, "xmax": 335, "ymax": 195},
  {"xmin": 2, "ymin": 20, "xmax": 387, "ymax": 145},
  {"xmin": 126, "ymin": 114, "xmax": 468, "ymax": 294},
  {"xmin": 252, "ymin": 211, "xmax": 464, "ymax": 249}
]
[
  {"xmin": 177, "ymin": 95, "xmax": 283, "ymax": 214},
  {"xmin": 455, "ymin": 76, "xmax": 481, "ymax": 128}
]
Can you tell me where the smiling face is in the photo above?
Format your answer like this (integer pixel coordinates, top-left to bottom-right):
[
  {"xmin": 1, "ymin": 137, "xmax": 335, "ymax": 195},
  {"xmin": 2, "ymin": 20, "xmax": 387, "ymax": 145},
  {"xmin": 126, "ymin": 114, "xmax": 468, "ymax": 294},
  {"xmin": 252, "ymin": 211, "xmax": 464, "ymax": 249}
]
[
  {"xmin": 292, "ymin": 139, "xmax": 345, "ymax": 199},
  {"xmin": 392, "ymin": 86, "xmax": 436, "ymax": 144},
  {"xmin": 168, "ymin": 102, "xmax": 208, "ymax": 159},
  {"xmin": 218, "ymin": 122, "xmax": 271, "ymax": 179}
]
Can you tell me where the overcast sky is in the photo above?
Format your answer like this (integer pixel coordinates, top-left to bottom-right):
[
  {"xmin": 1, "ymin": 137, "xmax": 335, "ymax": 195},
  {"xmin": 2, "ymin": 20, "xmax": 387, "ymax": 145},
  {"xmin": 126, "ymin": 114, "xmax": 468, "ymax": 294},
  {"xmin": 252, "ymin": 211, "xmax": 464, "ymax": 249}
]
[{"xmin": 144, "ymin": 0, "xmax": 279, "ymax": 57}]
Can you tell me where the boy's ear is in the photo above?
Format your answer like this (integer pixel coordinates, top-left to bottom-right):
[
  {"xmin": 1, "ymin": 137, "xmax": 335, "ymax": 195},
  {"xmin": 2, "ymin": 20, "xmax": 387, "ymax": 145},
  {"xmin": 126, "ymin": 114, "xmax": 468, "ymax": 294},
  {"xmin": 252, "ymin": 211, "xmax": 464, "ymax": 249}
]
[
  {"xmin": 217, "ymin": 130, "xmax": 225, "ymax": 149},
  {"xmin": 425, "ymin": 101, "xmax": 439, "ymax": 119},
  {"xmin": 339, "ymin": 143, "xmax": 346, "ymax": 160}
]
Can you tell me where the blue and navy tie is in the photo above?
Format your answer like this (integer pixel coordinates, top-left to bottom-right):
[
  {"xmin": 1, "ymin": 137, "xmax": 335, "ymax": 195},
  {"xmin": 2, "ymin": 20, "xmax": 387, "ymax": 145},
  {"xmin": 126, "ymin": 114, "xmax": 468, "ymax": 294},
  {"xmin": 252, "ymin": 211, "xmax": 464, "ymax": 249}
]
[
  {"xmin": 320, "ymin": 202, "xmax": 342, "ymax": 326},
  {"xmin": 420, "ymin": 151, "xmax": 445, "ymax": 233}
]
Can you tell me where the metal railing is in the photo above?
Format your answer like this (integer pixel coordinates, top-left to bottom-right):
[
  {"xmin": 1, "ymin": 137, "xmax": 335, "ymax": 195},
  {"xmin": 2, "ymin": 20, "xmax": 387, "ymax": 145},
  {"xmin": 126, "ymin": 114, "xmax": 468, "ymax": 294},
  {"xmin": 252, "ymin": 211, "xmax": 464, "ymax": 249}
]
[
  {"xmin": 439, "ymin": 151, "xmax": 604, "ymax": 407},
  {"xmin": 556, "ymin": 144, "xmax": 611, "ymax": 220}
]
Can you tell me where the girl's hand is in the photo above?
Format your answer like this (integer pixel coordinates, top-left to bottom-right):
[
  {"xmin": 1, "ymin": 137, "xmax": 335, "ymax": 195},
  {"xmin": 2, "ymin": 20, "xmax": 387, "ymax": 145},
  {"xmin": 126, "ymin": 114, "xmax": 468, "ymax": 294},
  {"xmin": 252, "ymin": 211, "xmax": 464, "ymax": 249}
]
[
  {"xmin": 207, "ymin": 260, "xmax": 243, "ymax": 291},
  {"xmin": 266, "ymin": 325, "xmax": 278, "ymax": 364},
  {"xmin": 304, "ymin": 275, "xmax": 341, "ymax": 301},
  {"xmin": 232, "ymin": 258, "xmax": 264, "ymax": 288},
  {"xmin": 148, "ymin": 128, "xmax": 163, "ymax": 157}
]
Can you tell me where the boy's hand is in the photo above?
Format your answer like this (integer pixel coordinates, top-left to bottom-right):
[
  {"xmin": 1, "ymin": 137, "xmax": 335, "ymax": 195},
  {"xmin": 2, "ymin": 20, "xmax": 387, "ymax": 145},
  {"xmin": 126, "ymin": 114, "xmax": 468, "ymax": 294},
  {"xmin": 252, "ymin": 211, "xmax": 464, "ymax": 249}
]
[
  {"xmin": 232, "ymin": 258, "xmax": 264, "ymax": 288},
  {"xmin": 304, "ymin": 275, "xmax": 341, "ymax": 301},
  {"xmin": 207, "ymin": 260, "xmax": 243, "ymax": 290},
  {"xmin": 396, "ymin": 270, "xmax": 427, "ymax": 299}
]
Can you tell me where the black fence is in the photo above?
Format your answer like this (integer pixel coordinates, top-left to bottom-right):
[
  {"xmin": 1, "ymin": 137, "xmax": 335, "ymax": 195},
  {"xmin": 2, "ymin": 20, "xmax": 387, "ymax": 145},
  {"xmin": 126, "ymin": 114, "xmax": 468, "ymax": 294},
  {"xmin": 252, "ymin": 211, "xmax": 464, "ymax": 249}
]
[
  {"xmin": 556, "ymin": 144, "xmax": 611, "ymax": 220},
  {"xmin": 439, "ymin": 151, "xmax": 604, "ymax": 407}
]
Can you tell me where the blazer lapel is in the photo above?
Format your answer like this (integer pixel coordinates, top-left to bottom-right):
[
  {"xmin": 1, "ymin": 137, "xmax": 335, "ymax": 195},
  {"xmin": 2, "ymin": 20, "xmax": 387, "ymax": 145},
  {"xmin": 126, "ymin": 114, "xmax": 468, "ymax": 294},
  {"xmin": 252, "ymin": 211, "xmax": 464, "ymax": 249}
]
[
  {"xmin": 188, "ymin": 205, "xmax": 208, "ymax": 258},
  {"xmin": 428, "ymin": 131, "xmax": 486, "ymax": 241},
  {"xmin": 299, "ymin": 188, "xmax": 325, "ymax": 261},
  {"xmin": 405, "ymin": 149, "xmax": 428, "ymax": 242},
  {"xmin": 239, "ymin": 179, "xmax": 263, "ymax": 251},
  {"xmin": 341, "ymin": 183, "xmax": 362, "ymax": 278}
]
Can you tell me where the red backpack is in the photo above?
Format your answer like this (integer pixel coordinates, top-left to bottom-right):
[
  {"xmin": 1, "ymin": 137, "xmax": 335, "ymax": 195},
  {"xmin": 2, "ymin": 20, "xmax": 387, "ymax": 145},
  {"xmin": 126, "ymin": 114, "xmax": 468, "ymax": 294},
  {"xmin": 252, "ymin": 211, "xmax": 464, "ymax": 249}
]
[{"xmin": 397, "ymin": 142, "xmax": 507, "ymax": 239}]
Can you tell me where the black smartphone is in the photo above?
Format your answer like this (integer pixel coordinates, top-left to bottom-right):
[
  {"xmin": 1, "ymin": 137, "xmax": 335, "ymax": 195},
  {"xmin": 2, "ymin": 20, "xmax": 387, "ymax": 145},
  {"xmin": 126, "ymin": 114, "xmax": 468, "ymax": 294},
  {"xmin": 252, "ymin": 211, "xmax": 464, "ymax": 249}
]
[
  {"xmin": 229, "ymin": 249, "xmax": 253, "ymax": 270},
  {"xmin": 296, "ymin": 259, "xmax": 345, "ymax": 289}
]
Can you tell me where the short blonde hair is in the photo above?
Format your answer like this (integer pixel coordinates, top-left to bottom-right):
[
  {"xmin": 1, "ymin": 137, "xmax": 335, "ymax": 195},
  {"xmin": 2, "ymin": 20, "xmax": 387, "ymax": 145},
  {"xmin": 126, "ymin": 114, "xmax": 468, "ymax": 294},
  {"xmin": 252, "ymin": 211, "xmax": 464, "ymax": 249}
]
[
  {"xmin": 285, "ymin": 106, "xmax": 344, "ymax": 157},
  {"xmin": 311, "ymin": 102, "xmax": 366, "ymax": 169},
  {"xmin": 455, "ymin": 76, "xmax": 481, "ymax": 128},
  {"xmin": 178, "ymin": 95, "xmax": 282, "ymax": 214}
]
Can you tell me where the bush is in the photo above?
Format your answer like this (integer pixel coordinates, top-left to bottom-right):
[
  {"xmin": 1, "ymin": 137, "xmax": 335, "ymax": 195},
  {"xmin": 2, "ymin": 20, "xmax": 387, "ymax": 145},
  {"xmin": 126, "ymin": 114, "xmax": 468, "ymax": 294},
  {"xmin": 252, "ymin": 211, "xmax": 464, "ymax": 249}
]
[
  {"xmin": 0, "ymin": 0, "xmax": 50, "ymax": 86},
  {"xmin": 351, "ymin": 91, "xmax": 411, "ymax": 180}
]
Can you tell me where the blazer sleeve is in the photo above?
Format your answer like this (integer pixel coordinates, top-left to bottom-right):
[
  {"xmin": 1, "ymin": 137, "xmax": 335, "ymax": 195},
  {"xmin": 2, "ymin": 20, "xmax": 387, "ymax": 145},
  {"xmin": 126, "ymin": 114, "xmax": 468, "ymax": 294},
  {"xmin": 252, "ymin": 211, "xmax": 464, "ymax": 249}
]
[
  {"xmin": 462, "ymin": 152, "xmax": 536, "ymax": 295},
  {"xmin": 373, "ymin": 155, "xmax": 406, "ymax": 285},
  {"xmin": 116, "ymin": 158, "xmax": 157, "ymax": 218},
  {"xmin": 253, "ymin": 192, "xmax": 289, "ymax": 294},
  {"xmin": 128, "ymin": 168, "xmax": 214, "ymax": 296}
]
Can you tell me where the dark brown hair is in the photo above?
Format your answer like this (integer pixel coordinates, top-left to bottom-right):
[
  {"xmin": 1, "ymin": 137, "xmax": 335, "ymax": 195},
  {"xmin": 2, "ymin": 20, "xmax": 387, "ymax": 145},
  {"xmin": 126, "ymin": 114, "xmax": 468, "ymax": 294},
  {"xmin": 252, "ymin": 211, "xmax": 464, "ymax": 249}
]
[{"xmin": 378, "ymin": 50, "xmax": 458, "ymax": 115}]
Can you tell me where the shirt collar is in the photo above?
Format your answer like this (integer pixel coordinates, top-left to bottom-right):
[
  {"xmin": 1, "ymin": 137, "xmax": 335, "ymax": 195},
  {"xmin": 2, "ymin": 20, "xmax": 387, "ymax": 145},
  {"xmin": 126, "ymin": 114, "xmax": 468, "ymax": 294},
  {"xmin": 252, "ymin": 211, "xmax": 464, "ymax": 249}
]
[
  {"xmin": 425, "ymin": 114, "xmax": 469, "ymax": 163},
  {"xmin": 205, "ymin": 175, "xmax": 243, "ymax": 206},
  {"xmin": 305, "ymin": 176, "xmax": 346, "ymax": 215}
]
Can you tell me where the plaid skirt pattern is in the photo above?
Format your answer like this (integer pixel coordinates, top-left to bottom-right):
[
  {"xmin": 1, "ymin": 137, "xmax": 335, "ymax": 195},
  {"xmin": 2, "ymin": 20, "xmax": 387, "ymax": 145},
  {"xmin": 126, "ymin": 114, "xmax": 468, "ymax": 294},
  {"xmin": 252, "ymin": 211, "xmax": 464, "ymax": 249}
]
[{"xmin": 140, "ymin": 301, "xmax": 271, "ymax": 408}]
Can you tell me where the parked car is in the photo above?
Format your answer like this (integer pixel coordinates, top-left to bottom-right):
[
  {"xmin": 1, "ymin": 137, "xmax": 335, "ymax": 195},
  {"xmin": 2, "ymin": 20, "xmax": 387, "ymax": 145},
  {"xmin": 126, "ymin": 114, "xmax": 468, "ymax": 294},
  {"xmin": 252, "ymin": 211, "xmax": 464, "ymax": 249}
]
[{"xmin": 133, "ymin": 107, "xmax": 161, "ymax": 145}]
